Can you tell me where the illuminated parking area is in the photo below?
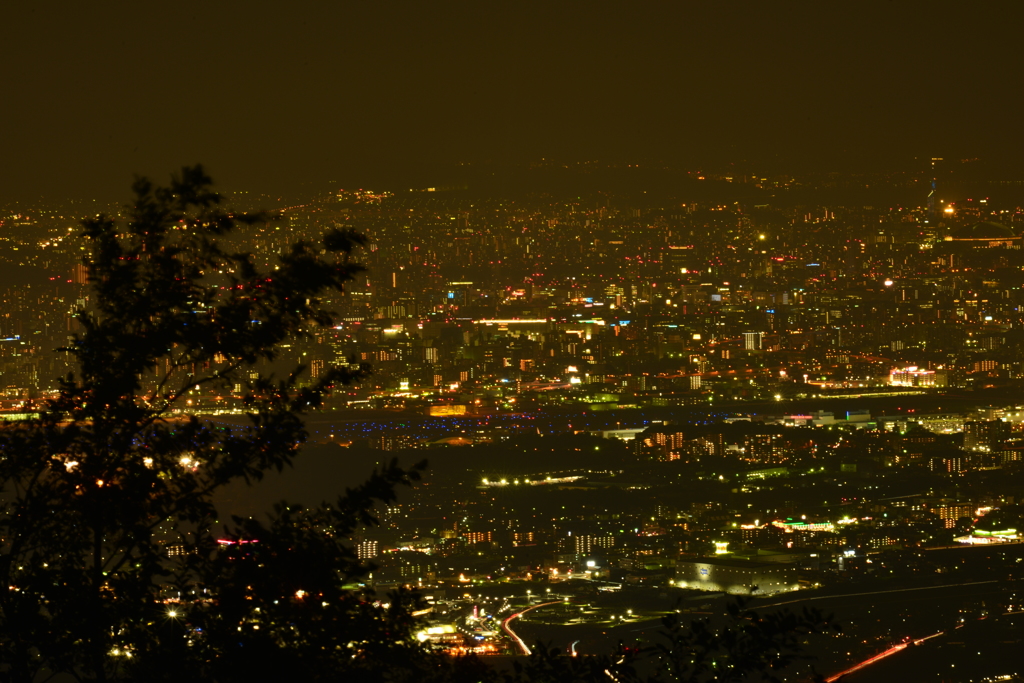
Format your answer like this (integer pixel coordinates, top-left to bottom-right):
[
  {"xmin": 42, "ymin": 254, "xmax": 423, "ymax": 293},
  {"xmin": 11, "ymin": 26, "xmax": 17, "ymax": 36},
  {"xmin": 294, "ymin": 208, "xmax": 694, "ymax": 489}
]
[{"xmin": 675, "ymin": 557, "xmax": 803, "ymax": 595}]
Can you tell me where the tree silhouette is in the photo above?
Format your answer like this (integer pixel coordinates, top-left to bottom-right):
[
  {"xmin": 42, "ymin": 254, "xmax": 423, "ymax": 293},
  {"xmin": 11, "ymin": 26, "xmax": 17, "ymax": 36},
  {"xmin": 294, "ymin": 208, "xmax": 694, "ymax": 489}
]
[{"xmin": 0, "ymin": 166, "xmax": 425, "ymax": 682}]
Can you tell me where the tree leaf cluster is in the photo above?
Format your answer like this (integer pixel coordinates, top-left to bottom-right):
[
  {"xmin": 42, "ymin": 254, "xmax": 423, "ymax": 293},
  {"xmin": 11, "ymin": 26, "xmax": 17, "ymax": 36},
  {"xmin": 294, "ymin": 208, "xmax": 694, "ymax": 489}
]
[{"xmin": 0, "ymin": 166, "xmax": 424, "ymax": 683}]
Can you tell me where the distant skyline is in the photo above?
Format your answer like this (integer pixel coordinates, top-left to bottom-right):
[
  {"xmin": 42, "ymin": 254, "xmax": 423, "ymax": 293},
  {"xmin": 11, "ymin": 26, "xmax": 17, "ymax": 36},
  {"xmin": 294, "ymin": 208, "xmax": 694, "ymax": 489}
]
[{"xmin": 4, "ymin": 1, "xmax": 1024, "ymax": 201}]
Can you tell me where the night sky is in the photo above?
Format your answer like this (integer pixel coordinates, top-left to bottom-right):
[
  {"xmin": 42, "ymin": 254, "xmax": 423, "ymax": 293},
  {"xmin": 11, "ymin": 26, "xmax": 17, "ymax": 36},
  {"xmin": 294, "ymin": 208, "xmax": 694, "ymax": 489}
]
[{"xmin": 3, "ymin": 1, "xmax": 1024, "ymax": 200}]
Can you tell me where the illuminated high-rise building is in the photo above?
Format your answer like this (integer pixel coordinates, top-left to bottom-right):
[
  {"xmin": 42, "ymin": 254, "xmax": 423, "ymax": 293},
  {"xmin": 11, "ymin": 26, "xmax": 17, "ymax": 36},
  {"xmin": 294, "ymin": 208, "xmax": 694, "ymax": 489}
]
[{"xmin": 356, "ymin": 540, "xmax": 379, "ymax": 560}]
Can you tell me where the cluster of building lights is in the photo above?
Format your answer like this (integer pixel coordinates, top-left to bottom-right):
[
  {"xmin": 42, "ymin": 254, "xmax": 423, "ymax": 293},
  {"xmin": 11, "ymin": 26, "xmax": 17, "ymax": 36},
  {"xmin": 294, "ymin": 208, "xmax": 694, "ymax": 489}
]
[{"xmin": 480, "ymin": 475, "xmax": 583, "ymax": 487}]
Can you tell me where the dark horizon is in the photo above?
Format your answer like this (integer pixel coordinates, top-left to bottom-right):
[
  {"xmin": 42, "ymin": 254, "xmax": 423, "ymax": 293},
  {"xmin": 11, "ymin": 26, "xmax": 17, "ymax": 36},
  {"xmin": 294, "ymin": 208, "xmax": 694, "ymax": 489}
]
[{"xmin": 4, "ymin": 2, "xmax": 1024, "ymax": 202}]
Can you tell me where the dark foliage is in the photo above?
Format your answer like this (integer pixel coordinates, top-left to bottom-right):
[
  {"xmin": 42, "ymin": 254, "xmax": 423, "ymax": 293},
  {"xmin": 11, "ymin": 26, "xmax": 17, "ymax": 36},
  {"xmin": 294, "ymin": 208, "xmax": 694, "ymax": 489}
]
[{"xmin": 0, "ymin": 167, "xmax": 426, "ymax": 682}]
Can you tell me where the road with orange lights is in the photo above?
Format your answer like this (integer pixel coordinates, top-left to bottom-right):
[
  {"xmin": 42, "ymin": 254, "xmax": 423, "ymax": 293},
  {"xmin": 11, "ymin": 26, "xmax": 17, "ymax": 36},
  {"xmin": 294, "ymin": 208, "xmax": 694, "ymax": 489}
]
[
  {"xmin": 502, "ymin": 601, "xmax": 565, "ymax": 655},
  {"xmin": 824, "ymin": 631, "xmax": 944, "ymax": 682}
]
